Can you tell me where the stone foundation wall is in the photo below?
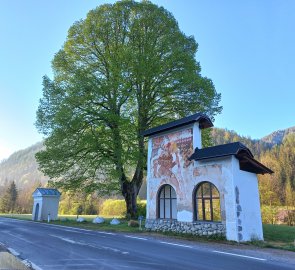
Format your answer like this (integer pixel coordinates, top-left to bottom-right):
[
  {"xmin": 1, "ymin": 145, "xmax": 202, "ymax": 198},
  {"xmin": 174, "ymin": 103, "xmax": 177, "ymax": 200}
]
[{"xmin": 145, "ymin": 219, "xmax": 226, "ymax": 236}]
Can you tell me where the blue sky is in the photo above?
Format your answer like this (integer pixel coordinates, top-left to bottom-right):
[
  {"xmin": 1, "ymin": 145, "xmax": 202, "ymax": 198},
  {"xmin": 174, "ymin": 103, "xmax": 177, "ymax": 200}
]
[{"xmin": 0, "ymin": 0, "xmax": 294, "ymax": 161}]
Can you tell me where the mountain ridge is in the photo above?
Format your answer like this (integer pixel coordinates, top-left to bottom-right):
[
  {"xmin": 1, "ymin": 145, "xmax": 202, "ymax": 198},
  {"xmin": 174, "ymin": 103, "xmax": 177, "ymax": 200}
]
[{"xmin": 261, "ymin": 126, "xmax": 295, "ymax": 145}]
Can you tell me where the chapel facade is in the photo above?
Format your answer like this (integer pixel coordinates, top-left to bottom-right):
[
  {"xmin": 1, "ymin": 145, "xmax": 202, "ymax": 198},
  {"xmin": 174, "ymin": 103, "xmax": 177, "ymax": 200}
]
[
  {"xmin": 32, "ymin": 188, "xmax": 61, "ymax": 221},
  {"xmin": 143, "ymin": 113, "xmax": 272, "ymax": 242}
]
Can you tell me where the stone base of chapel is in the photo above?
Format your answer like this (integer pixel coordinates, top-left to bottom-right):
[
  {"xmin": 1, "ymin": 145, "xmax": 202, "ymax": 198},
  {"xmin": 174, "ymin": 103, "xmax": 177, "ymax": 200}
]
[{"xmin": 145, "ymin": 219, "xmax": 226, "ymax": 236}]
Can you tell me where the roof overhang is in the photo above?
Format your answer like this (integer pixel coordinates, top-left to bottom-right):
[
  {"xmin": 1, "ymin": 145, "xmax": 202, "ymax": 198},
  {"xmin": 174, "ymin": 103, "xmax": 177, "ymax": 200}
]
[
  {"xmin": 236, "ymin": 154, "xmax": 273, "ymax": 174},
  {"xmin": 142, "ymin": 113, "xmax": 213, "ymax": 137},
  {"xmin": 189, "ymin": 142, "xmax": 273, "ymax": 175}
]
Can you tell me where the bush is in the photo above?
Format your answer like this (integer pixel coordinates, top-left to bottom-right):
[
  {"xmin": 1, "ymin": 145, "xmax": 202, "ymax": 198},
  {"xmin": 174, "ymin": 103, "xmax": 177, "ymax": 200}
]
[
  {"xmin": 128, "ymin": 220, "xmax": 139, "ymax": 227},
  {"xmin": 100, "ymin": 199, "xmax": 126, "ymax": 217},
  {"xmin": 261, "ymin": 205, "xmax": 278, "ymax": 224},
  {"xmin": 277, "ymin": 210, "xmax": 295, "ymax": 226},
  {"xmin": 137, "ymin": 200, "xmax": 146, "ymax": 217},
  {"xmin": 100, "ymin": 199, "xmax": 147, "ymax": 218}
]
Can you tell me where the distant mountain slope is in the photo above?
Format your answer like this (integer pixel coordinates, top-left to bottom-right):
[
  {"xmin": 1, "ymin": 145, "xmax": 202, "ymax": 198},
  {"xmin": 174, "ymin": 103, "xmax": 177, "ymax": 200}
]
[
  {"xmin": 0, "ymin": 142, "xmax": 48, "ymax": 190},
  {"xmin": 211, "ymin": 128, "xmax": 272, "ymax": 157},
  {"xmin": 261, "ymin": 126, "xmax": 295, "ymax": 145}
]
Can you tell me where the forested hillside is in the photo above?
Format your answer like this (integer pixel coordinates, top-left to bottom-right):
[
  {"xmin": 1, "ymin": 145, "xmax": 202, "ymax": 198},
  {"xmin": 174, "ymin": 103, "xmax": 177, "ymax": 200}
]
[
  {"xmin": 0, "ymin": 142, "xmax": 48, "ymax": 212},
  {"xmin": 211, "ymin": 128, "xmax": 272, "ymax": 157},
  {"xmin": 0, "ymin": 142, "xmax": 48, "ymax": 188},
  {"xmin": 211, "ymin": 127, "xmax": 295, "ymax": 225}
]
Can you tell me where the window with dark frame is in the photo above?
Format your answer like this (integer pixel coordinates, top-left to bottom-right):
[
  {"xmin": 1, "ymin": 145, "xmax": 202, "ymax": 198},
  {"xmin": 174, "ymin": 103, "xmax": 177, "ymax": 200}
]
[
  {"xmin": 195, "ymin": 182, "xmax": 221, "ymax": 222},
  {"xmin": 158, "ymin": 184, "xmax": 177, "ymax": 219}
]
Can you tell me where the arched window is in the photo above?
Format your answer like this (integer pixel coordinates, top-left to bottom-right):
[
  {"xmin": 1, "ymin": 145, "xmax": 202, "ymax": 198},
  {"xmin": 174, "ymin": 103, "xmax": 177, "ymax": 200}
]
[
  {"xmin": 195, "ymin": 182, "xmax": 221, "ymax": 222},
  {"xmin": 158, "ymin": 184, "xmax": 177, "ymax": 219}
]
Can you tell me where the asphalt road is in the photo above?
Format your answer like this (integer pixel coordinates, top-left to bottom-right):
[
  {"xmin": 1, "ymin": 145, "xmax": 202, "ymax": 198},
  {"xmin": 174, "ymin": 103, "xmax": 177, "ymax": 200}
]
[{"xmin": 0, "ymin": 217, "xmax": 294, "ymax": 270}]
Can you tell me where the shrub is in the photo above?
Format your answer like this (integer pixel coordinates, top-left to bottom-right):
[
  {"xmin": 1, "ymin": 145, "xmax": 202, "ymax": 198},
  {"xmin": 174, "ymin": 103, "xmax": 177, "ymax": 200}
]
[
  {"xmin": 137, "ymin": 200, "xmax": 146, "ymax": 217},
  {"xmin": 277, "ymin": 210, "xmax": 295, "ymax": 226},
  {"xmin": 100, "ymin": 199, "xmax": 126, "ymax": 217},
  {"xmin": 261, "ymin": 205, "xmax": 278, "ymax": 224},
  {"xmin": 128, "ymin": 220, "xmax": 139, "ymax": 227},
  {"xmin": 100, "ymin": 199, "xmax": 147, "ymax": 218}
]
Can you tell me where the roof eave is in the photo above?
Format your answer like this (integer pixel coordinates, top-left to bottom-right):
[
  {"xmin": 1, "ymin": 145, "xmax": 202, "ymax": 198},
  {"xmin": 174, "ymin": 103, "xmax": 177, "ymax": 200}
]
[
  {"xmin": 238, "ymin": 155, "xmax": 274, "ymax": 174},
  {"xmin": 142, "ymin": 113, "xmax": 213, "ymax": 137}
]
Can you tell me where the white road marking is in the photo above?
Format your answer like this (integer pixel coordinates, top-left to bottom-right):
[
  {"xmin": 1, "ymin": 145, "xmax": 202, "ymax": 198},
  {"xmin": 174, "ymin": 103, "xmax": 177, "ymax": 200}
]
[
  {"xmin": 49, "ymin": 234, "xmax": 129, "ymax": 255},
  {"xmin": 61, "ymin": 228, "xmax": 98, "ymax": 236},
  {"xmin": 212, "ymin": 250, "xmax": 267, "ymax": 261},
  {"xmin": 101, "ymin": 245, "xmax": 129, "ymax": 254},
  {"xmin": 160, "ymin": 241, "xmax": 193, "ymax": 248},
  {"xmin": 45, "ymin": 223, "xmax": 116, "ymax": 235},
  {"xmin": 95, "ymin": 231, "xmax": 115, "ymax": 235},
  {"xmin": 30, "ymin": 262, "xmax": 43, "ymax": 270},
  {"xmin": 41, "ymin": 264, "xmax": 96, "ymax": 267},
  {"xmin": 124, "ymin": 235, "xmax": 148, "ymax": 241},
  {"xmin": 7, "ymin": 247, "xmax": 20, "ymax": 256},
  {"xmin": 50, "ymin": 235, "xmax": 77, "ymax": 244},
  {"xmin": 5, "ymin": 232, "xmax": 35, "ymax": 244}
]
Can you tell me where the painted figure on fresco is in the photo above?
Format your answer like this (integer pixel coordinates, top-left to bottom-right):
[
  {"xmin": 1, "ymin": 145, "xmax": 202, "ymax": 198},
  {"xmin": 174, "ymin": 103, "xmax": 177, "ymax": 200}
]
[{"xmin": 151, "ymin": 129, "xmax": 193, "ymax": 193}]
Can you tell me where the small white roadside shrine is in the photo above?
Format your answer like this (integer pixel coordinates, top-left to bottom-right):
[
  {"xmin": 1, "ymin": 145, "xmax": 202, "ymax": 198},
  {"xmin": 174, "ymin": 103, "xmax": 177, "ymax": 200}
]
[
  {"xmin": 143, "ymin": 113, "xmax": 273, "ymax": 242},
  {"xmin": 32, "ymin": 188, "xmax": 61, "ymax": 221}
]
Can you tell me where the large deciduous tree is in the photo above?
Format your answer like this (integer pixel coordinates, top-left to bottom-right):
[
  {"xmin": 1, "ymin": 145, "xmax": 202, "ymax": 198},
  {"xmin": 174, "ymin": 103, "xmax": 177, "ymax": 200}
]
[{"xmin": 36, "ymin": 0, "xmax": 221, "ymax": 218}]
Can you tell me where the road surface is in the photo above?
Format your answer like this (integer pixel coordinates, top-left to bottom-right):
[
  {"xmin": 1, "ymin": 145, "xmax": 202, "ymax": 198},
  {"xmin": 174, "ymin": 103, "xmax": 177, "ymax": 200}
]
[{"xmin": 0, "ymin": 217, "xmax": 294, "ymax": 270}]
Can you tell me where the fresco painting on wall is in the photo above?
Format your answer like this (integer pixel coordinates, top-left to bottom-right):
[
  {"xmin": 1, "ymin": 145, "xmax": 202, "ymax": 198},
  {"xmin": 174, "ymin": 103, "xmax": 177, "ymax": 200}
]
[{"xmin": 150, "ymin": 128, "xmax": 193, "ymax": 191}]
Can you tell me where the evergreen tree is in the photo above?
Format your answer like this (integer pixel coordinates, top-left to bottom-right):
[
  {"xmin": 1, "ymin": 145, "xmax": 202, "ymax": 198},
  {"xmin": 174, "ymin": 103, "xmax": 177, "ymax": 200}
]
[{"xmin": 0, "ymin": 181, "xmax": 18, "ymax": 213}]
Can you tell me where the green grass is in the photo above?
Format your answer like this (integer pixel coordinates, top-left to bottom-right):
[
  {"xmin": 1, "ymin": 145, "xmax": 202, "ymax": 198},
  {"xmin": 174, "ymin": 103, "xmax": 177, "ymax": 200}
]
[
  {"xmin": 52, "ymin": 217, "xmax": 143, "ymax": 233},
  {"xmin": 0, "ymin": 213, "xmax": 143, "ymax": 233},
  {"xmin": 0, "ymin": 213, "xmax": 32, "ymax": 220},
  {"xmin": 262, "ymin": 224, "xmax": 295, "ymax": 251},
  {"xmin": 1, "ymin": 214, "xmax": 294, "ymax": 251}
]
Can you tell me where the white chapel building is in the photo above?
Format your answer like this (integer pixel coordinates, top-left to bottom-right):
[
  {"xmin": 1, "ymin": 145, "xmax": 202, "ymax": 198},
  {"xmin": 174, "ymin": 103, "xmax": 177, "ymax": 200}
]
[
  {"xmin": 32, "ymin": 188, "xmax": 61, "ymax": 221},
  {"xmin": 143, "ymin": 113, "xmax": 272, "ymax": 242}
]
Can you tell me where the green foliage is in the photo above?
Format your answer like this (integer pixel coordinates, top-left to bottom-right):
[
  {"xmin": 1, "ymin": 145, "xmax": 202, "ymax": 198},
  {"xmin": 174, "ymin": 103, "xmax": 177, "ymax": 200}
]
[
  {"xmin": 136, "ymin": 200, "xmax": 146, "ymax": 217},
  {"xmin": 0, "ymin": 181, "xmax": 18, "ymax": 213},
  {"xmin": 99, "ymin": 198, "xmax": 146, "ymax": 218},
  {"xmin": 259, "ymin": 134, "xmax": 295, "ymax": 206},
  {"xmin": 35, "ymin": 0, "xmax": 221, "ymax": 217},
  {"xmin": 100, "ymin": 199, "xmax": 127, "ymax": 217},
  {"xmin": 261, "ymin": 205, "xmax": 279, "ymax": 224},
  {"xmin": 58, "ymin": 191, "xmax": 99, "ymax": 215},
  {"xmin": 263, "ymin": 224, "xmax": 295, "ymax": 251},
  {"xmin": 211, "ymin": 128, "xmax": 295, "ymax": 213}
]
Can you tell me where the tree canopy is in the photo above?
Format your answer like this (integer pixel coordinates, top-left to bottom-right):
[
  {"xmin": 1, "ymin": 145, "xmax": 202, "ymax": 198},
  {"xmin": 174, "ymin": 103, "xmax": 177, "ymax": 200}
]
[{"xmin": 36, "ymin": 0, "xmax": 221, "ymax": 217}]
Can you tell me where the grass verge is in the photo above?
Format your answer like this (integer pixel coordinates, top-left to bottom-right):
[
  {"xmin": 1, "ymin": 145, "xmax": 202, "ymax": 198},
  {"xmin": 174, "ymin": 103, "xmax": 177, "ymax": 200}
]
[{"xmin": 261, "ymin": 224, "xmax": 295, "ymax": 251}]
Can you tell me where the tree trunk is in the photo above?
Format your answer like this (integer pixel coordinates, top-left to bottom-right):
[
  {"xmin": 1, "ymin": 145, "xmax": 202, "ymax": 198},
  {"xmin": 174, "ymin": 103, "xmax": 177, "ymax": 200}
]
[
  {"xmin": 122, "ymin": 180, "xmax": 138, "ymax": 219},
  {"xmin": 123, "ymin": 134, "xmax": 145, "ymax": 218}
]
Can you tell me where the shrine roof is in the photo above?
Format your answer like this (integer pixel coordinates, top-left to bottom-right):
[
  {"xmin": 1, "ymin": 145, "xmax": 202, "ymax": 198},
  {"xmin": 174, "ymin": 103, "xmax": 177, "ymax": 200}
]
[
  {"xmin": 142, "ymin": 113, "xmax": 213, "ymax": 137},
  {"xmin": 189, "ymin": 142, "xmax": 273, "ymax": 174}
]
